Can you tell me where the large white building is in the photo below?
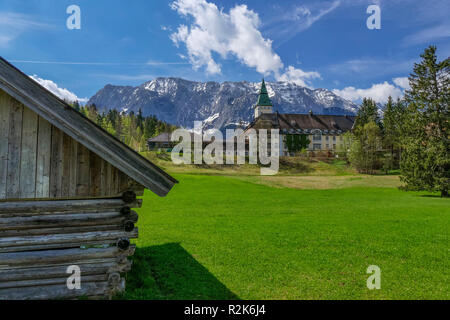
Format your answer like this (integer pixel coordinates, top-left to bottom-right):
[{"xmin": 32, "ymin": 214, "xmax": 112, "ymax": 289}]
[{"xmin": 245, "ymin": 80, "xmax": 355, "ymax": 156}]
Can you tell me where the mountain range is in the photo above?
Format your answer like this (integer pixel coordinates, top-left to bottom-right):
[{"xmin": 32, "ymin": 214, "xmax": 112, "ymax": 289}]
[{"xmin": 88, "ymin": 78, "xmax": 358, "ymax": 130}]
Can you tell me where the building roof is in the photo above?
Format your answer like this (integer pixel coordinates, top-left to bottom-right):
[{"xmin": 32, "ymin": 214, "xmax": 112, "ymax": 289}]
[
  {"xmin": 247, "ymin": 112, "xmax": 355, "ymax": 133},
  {"xmin": 255, "ymin": 79, "xmax": 273, "ymax": 107},
  {"xmin": 148, "ymin": 132, "xmax": 173, "ymax": 143},
  {"xmin": 148, "ymin": 131, "xmax": 211, "ymax": 143},
  {"xmin": 0, "ymin": 57, "xmax": 177, "ymax": 197}
]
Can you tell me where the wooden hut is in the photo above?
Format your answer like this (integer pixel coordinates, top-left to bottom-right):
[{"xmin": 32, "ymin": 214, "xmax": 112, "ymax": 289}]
[{"xmin": 0, "ymin": 58, "xmax": 178, "ymax": 299}]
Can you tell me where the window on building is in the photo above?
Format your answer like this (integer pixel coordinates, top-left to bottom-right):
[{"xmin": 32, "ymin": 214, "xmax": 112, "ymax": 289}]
[
  {"xmin": 326, "ymin": 136, "xmax": 329, "ymax": 141},
  {"xmin": 313, "ymin": 144, "xmax": 321, "ymax": 150},
  {"xmin": 313, "ymin": 132, "xmax": 322, "ymax": 141},
  {"xmin": 333, "ymin": 136, "xmax": 336, "ymax": 142}
]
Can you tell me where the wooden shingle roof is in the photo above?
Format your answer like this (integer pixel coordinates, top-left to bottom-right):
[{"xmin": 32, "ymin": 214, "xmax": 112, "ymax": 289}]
[
  {"xmin": 148, "ymin": 131, "xmax": 208, "ymax": 143},
  {"xmin": 0, "ymin": 57, "xmax": 177, "ymax": 197},
  {"xmin": 278, "ymin": 113, "xmax": 355, "ymax": 131},
  {"xmin": 246, "ymin": 112, "xmax": 355, "ymax": 133}
]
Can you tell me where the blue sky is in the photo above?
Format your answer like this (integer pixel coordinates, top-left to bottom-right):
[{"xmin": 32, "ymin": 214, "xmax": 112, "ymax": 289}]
[{"xmin": 0, "ymin": 0, "xmax": 449, "ymax": 103}]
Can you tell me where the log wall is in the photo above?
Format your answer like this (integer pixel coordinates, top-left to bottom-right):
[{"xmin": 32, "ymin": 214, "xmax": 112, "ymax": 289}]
[
  {"xmin": 0, "ymin": 89, "xmax": 149, "ymax": 299},
  {"xmin": 0, "ymin": 89, "xmax": 144, "ymax": 200},
  {"xmin": 0, "ymin": 198, "xmax": 141, "ymax": 300}
]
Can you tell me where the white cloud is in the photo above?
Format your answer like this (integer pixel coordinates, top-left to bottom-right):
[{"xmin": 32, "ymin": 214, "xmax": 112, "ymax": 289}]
[
  {"xmin": 402, "ymin": 24, "xmax": 450, "ymax": 46},
  {"xmin": 393, "ymin": 77, "xmax": 410, "ymax": 90},
  {"xmin": 278, "ymin": 66, "xmax": 321, "ymax": 88},
  {"xmin": 290, "ymin": 1, "xmax": 340, "ymax": 30},
  {"xmin": 170, "ymin": 0, "xmax": 283, "ymax": 75},
  {"xmin": 0, "ymin": 12, "xmax": 49, "ymax": 47},
  {"xmin": 266, "ymin": 1, "xmax": 341, "ymax": 46},
  {"xmin": 332, "ymin": 80, "xmax": 404, "ymax": 103},
  {"xmin": 170, "ymin": 0, "xmax": 320, "ymax": 87},
  {"xmin": 29, "ymin": 75, "xmax": 88, "ymax": 103}
]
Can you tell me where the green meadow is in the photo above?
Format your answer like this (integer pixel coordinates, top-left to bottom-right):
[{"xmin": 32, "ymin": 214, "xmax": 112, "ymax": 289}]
[{"xmin": 120, "ymin": 155, "xmax": 449, "ymax": 300}]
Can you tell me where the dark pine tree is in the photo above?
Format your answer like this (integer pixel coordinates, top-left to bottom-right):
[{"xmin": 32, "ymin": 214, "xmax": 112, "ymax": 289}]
[
  {"xmin": 400, "ymin": 45, "xmax": 449, "ymax": 197},
  {"xmin": 383, "ymin": 96, "xmax": 407, "ymax": 170},
  {"xmin": 353, "ymin": 98, "xmax": 382, "ymax": 139}
]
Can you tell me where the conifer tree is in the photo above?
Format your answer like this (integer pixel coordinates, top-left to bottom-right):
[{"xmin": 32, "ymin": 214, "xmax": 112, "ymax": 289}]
[
  {"xmin": 400, "ymin": 46, "xmax": 449, "ymax": 197},
  {"xmin": 348, "ymin": 121, "xmax": 383, "ymax": 174},
  {"xmin": 383, "ymin": 97, "xmax": 407, "ymax": 170},
  {"xmin": 354, "ymin": 98, "xmax": 382, "ymax": 136}
]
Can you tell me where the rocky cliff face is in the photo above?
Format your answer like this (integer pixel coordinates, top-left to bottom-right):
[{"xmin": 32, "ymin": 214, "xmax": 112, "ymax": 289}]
[{"xmin": 88, "ymin": 78, "xmax": 357, "ymax": 130}]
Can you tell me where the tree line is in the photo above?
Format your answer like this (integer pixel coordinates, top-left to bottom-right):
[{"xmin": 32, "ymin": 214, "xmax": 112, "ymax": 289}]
[
  {"xmin": 70, "ymin": 103, "xmax": 177, "ymax": 152},
  {"xmin": 345, "ymin": 46, "xmax": 449, "ymax": 197}
]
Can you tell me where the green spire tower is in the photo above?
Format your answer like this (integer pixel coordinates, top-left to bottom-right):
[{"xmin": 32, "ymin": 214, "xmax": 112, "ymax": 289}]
[{"xmin": 254, "ymin": 79, "xmax": 273, "ymax": 118}]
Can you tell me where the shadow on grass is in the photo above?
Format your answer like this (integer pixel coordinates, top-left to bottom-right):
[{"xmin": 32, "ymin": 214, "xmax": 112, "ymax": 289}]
[{"xmin": 118, "ymin": 243, "xmax": 239, "ymax": 300}]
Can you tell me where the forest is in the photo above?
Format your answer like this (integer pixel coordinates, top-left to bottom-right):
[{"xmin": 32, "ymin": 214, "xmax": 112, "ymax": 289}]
[{"xmin": 70, "ymin": 103, "xmax": 177, "ymax": 152}]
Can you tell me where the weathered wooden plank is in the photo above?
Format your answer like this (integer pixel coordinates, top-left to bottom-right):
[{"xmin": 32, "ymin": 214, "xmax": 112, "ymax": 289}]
[
  {"xmin": 119, "ymin": 170, "xmax": 130, "ymax": 193},
  {"xmin": 100, "ymin": 159, "xmax": 106, "ymax": 197},
  {"xmin": 0, "ymin": 208, "xmax": 139, "ymax": 221},
  {"xmin": 49, "ymin": 126, "xmax": 63, "ymax": 198},
  {"xmin": 76, "ymin": 144, "xmax": 90, "ymax": 196},
  {"xmin": 0, "ymin": 241, "xmax": 114, "ymax": 253},
  {"xmin": 69, "ymin": 139, "xmax": 78, "ymax": 197},
  {"xmin": 0, "ymin": 258, "xmax": 132, "ymax": 274},
  {"xmin": 0, "ymin": 224, "xmax": 123, "ymax": 237},
  {"xmin": 0, "ymin": 245, "xmax": 135, "ymax": 267},
  {"xmin": 0, "ymin": 208, "xmax": 115, "ymax": 218},
  {"xmin": 19, "ymin": 107, "xmax": 38, "ymax": 198},
  {"xmin": 105, "ymin": 162, "xmax": 112, "ymax": 196},
  {"xmin": 0, "ymin": 274, "xmax": 107, "ymax": 289},
  {"xmin": 89, "ymin": 152, "xmax": 101, "ymax": 196},
  {"xmin": 0, "ymin": 228, "xmax": 138, "ymax": 248},
  {"xmin": 6, "ymin": 98, "xmax": 23, "ymax": 198},
  {"xmin": 61, "ymin": 133, "xmax": 72, "ymax": 197},
  {"xmin": 35, "ymin": 116, "xmax": 52, "ymax": 198},
  {"xmin": 0, "ymin": 261, "xmax": 132, "ymax": 282},
  {"xmin": 0, "ymin": 211, "xmax": 138, "ymax": 229},
  {"xmin": 0, "ymin": 198, "xmax": 142, "ymax": 214},
  {"xmin": 115, "ymin": 166, "xmax": 121, "ymax": 194},
  {"xmin": 0, "ymin": 281, "xmax": 110, "ymax": 300},
  {"xmin": 0, "ymin": 90, "xmax": 11, "ymax": 199}
]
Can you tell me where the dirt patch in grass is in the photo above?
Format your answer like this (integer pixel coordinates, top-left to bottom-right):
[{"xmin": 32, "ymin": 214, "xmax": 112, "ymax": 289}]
[{"xmin": 236, "ymin": 175, "xmax": 402, "ymax": 190}]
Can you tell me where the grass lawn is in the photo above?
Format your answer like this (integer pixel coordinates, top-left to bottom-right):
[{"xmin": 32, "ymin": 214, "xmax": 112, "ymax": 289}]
[{"xmin": 120, "ymin": 172, "xmax": 449, "ymax": 300}]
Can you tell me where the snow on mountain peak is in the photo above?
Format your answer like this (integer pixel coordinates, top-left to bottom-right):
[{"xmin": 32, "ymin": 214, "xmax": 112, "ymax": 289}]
[{"xmin": 88, "ymin": 77, "xmax": 357, "ymax": 130}]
